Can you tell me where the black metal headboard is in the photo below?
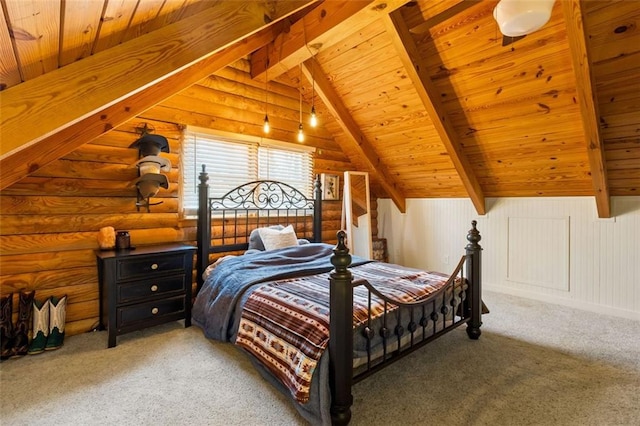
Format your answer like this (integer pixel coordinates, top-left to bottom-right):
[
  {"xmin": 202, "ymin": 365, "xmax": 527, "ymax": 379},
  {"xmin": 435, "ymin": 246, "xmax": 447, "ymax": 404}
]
[{"xmin": 196, "ymin": 165, "xmax": 322, "ymax": 293}]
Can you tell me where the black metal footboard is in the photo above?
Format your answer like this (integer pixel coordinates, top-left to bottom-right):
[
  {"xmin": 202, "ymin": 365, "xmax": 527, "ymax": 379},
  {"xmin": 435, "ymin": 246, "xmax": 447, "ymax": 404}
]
[{"xmin": 329, "ymin": 221, "xmax": 483, "ymax": 425}]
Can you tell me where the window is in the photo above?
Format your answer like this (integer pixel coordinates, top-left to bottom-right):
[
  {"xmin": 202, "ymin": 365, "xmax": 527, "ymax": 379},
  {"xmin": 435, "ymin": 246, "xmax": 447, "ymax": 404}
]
[{"xmin": 182, "ymin": 127, "xmax": 314, "ymax": 215}]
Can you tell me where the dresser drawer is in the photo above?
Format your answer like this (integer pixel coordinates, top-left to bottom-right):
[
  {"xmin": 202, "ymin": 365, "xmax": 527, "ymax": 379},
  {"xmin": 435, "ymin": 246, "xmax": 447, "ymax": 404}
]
[
  {"xmin": 117, "ymin": 255, "xmax": 185, "ymax": 280},
  {"xmin": 117, "ymin": 296, "xmax": 185, "ymax": 328},
  {"xmin": 117, "ymin": 275, "xmax": 186, "ymax": 304}
]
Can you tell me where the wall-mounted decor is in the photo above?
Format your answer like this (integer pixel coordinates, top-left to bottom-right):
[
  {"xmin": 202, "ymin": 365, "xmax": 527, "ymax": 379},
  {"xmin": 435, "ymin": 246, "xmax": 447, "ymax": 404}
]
[
  {"xmin": 321, "ymin": 173, "xmax": 339, "ymax": 200},
  {"xmin": 129, "ymin": 123, "xmax": 171, "ymax": 212}
]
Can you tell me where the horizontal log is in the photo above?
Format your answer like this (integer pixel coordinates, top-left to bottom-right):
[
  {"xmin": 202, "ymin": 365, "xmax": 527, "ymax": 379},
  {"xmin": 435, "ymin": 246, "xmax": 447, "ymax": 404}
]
[
  {"xmin": 146, "ymin": 105, "xmax": 338, "ymax": 152},
  {"xmin": 0, "ymin": 213, "xmax": 180, "ymax": 235},
  {"xmin": 66, "ymin": 318, "xmax": 101, "ymax": 337},
  {"xmin": 64, "ymin": 144, "xmax": 179, "ymax": 167},
  {"xmin": 64, "ymin": 299, "xmax": 100, "ymax": 323},
  {"xmin": 127, "ymin": 228, "xmax": 191, "ymax": 247},
  {"xmin": 90, "ymin": 130, "xmax": 182, "ymax": 153},
  {"xmin": 0, "ymin": 249, "xmax": 95, "ymax": 275},
  {"xmin": 197, "ymin": 75, "xmax": 299, "ymax": 112},
  {"xmin": 24, "ymin": 283, "xmax": 99, "ymax": 306},
  {"xmin": 113, "ymin": 118, "xmax": 185, "ymax": 140},
  {"xmin": 1, "ymin": 177, "xmax": 137, "ymax": 197},
  {"xmin": 0, "ymin": 228, "xmax": 189, "ymax": 255},
  {"xmin": 214, "ymin": 66, "xmax": 300, "ymax": 99},
  {"xmin": 163, "ymin": 93, "xmax": 335, "ymax": 142},
  {"xmin": 0, "ymin": 196, "xmax": 179, "ymax": 215},
  {"xmin": 31, "ymin": 159, "xmax": 180, "ymax": 182},
  {"xmin": 63, "ymin": 144, "xmax": 139, "ymax": 165},
  {"xmin": 0, "ymin": 267, "xmax": 97, "ymax": 291}
]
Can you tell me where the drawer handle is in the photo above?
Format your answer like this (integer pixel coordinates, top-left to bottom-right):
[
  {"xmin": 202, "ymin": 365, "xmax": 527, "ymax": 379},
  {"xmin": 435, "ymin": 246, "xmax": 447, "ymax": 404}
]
[
  {"xmin": 150, "ymin": 285, "xmax": 158, "ymax": 292},
  {"xmin": 151, "ymin": 263, "xmax": 158, "ymax": 270},
  {"xmin": 151, "ymin": 307, "xmax": 159, "ymax": 315}
]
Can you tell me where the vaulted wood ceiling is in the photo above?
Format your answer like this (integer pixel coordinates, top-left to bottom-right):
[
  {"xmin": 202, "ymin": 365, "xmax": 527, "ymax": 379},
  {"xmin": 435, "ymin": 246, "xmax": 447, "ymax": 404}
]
[{"xmin": 1, "ymin": 0, "xmax": 638, "ymax": 218}]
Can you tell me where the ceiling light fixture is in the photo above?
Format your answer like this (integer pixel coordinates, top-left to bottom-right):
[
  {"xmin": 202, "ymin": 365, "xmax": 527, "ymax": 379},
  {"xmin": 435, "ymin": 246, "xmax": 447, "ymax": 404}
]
[
  {"xmin": 309, "ymin": 57, "xmax": 318, "ymax": 128},
  {"xmin": 306, "ymin": 41, "xmax": 321, "ymax": 129},
  {"xmin": 263, "ymin": 46, "xmax": 270, "ymax": 134},
  {"xmin": 493, "ymin": 0, "xmax": 556, "ymax": 37},
  {"xmin": 297, "ymin": 64, "xmax": 305, "ymax": 143}
]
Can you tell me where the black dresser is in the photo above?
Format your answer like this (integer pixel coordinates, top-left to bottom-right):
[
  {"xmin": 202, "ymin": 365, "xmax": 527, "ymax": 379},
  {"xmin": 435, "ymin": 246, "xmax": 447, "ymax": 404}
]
[{"xmin": 96, "ymin": 243, "xmax": 196, "ymax": 348}]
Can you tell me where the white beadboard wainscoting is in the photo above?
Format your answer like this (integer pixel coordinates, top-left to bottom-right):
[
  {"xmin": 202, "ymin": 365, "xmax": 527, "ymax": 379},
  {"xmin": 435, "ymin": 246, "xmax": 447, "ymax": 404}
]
[{"xmin": 377, "ymin": 196, "xmax": 640, "ymax": 321}]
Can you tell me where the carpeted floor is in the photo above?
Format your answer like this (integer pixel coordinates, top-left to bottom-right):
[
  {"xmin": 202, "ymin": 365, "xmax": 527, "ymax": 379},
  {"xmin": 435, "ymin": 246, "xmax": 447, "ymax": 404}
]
[{"xmin": 1, "ymin": 291, "xmax": 639, "ymax": 425}]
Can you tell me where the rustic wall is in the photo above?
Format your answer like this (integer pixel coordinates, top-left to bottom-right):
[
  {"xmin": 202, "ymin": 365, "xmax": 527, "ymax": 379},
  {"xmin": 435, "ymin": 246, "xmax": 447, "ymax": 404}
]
[{"xmin": 0, "ymin": 60, "xmax": 376, "ymax": 338}]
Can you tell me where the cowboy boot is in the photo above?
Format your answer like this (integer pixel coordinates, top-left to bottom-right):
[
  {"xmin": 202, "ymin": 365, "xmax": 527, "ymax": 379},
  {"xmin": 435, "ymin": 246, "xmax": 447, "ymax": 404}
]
[
  {"xmin": 11, "ymin": 290, "xmax": 35, "ymax": 358},
  {"xmin": 0, "ymin": 293, "xmax": 14, "ymax": 361},
  {"xmin": 28, "ymin": 298, "xmax": 50, "ymax": 355},
  {"xmin": 45, "ymin": 295, "xmax": 67, "ymax": 351}
]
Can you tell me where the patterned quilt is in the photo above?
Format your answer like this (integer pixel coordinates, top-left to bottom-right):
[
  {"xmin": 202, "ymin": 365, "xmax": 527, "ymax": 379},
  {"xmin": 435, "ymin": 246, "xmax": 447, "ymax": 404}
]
[{"xmin": 235, "ymin": 262, "xmax": 457, "ymax": 403}]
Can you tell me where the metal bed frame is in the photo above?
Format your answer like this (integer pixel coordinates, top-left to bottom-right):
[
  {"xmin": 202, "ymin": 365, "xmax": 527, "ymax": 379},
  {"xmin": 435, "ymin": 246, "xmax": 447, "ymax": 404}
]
[{"xmin": 195, "ymin": 165, "xmax": 484, "ymax": 425}]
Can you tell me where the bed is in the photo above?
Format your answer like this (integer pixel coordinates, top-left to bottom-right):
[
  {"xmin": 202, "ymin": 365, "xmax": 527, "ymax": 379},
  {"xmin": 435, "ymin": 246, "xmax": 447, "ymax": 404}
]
[{"xmin": 192, "ymin": 166, "xmax": 484, "ymax": 425}]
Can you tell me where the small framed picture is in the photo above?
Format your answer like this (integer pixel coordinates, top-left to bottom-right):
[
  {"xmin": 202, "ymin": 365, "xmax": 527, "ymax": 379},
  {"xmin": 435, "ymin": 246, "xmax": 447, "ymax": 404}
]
[{"xmin": 321, "ymin": 173, "xmax": 340, "ymax": 200}]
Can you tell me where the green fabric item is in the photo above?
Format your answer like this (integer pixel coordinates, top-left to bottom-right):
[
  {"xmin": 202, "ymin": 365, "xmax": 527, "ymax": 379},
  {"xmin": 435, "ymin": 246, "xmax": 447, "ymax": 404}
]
[
  {"xmin": 45, "ymin": 327, "xmax": 65, "ymax": 351},
  {"xmin": 45, "ymin": 295, "xmax": 66, "ymax": 351},
  {"xmin": 27, "ymin": 330, "xmax": 47, "ymax": 355}
]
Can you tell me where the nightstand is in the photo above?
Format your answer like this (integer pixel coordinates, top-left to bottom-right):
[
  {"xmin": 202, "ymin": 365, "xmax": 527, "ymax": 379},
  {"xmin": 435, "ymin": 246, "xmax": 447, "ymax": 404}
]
[{"xmin": 96, "ymin": 243, "xmax": 196, "ymax": 348}]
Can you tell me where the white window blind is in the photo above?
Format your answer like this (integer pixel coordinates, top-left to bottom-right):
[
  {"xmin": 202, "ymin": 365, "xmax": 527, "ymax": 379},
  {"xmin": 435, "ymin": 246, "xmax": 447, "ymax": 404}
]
[
  {"xmin": 259, "ymin": 146, "xmax": 313, "ymax": 195},
  {"xmin": 183, "ymin": 129, "xmax": 313, "ymax": 215}
]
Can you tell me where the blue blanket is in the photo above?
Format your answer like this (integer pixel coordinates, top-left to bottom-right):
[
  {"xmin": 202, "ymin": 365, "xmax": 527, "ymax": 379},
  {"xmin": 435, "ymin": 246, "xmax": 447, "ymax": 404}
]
[{"xmin": 192, "ymin": 243, "xmax": 370, "ymax": 342}]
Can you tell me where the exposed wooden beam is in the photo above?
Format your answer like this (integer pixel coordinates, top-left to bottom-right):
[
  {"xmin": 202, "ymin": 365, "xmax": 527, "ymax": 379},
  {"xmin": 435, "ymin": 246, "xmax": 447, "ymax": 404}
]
[
  {"xmin": 409, "ymin": 0, "xmax": 482, "ymax": 34},
  {"xmin": 0, "ymin": 1, "xmax": 316, "ymax": 190},
  {"xmin": 383, "ymin": 10, "xmax": 486, "ymax": 215},
  {"xmin": 251, "ymin": 0, "xmax": 410, "ymax": 81},
  {"xmin": 301, "ymin": 60, "xmax": 407, "ymax": 213},
  {"xmin": 562, "ymin": 0, "xmax": 611, "ymax": 218}
]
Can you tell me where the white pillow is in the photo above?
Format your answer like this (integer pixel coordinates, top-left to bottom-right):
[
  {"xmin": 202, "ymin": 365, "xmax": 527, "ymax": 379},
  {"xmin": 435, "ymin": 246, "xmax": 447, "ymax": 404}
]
[{"xmin": 258, "ymin": 224, "xmax": 298, "ymax": 251}]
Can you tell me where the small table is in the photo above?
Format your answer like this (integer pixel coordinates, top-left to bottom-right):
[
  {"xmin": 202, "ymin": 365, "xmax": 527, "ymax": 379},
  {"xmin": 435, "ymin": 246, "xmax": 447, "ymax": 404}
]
[{"xmin": 96, "ymin": 243, "xmax": 195, "ymax": 348}]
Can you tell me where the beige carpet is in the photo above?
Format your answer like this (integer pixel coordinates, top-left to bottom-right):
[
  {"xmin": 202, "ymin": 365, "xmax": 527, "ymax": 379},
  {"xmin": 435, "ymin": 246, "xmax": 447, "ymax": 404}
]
[{"xmin": 1, "ymin": 291, "xmax": 639, "ymax": 425}]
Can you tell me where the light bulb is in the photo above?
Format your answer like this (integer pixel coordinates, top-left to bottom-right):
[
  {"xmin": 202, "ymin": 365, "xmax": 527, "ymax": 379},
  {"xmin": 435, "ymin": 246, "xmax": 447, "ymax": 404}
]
[
  {"xmin": 309, "ymin": 106, "xmax": 318, "ymax": 128},
  {"xmin": 297, "ymin": 123, "xmax": 305, "ymax": 143},
  {"xmin": 263, "ymin": 115, "xmax": 270, "ymax": 134}
]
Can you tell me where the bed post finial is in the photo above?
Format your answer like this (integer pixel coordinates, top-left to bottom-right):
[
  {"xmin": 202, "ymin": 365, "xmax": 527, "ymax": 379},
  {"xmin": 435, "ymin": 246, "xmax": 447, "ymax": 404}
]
[
  {"xmin": 314, "ymin": 174, "xmax": 322, "ymax": 198},
  {"xmin": 199, "ymin": 164, "xmax": 208, "ymax": 185},
  {"xmin": 196, "ymin": 164, "xmax": 210, "ymax": 295},
  {"xmin": 465, "ymin": 220, "xmax": 483, "ymax": 340},
  {"xmin": 329, "ymin": 230, "xmax": 353, "ymax": 425},
  {"xmin": 466, "ymin": 220, "xmax": 481, "ymax": 249},
  {"xmin": 331, "ymin": 231, "xmax": 352, "ymax": 282}
]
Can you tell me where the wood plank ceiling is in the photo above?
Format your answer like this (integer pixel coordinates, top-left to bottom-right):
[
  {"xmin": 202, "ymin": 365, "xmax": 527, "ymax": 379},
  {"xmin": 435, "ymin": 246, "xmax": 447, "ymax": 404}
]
[{"xmin": 1, "ymin": 0, "xmax": 639, "ymax": 218}]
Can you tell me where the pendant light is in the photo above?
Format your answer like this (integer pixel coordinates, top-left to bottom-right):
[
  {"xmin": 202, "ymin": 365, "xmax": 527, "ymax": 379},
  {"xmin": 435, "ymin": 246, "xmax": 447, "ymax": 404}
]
[
  {"xmin": 309, "ymin": 58, "xmax": 318, "ymax": 128},
  {"xmin": 263, "ymin": 46, "xmax": 270, "ymax": 134},
  {"xmin": 297, "ymin": 64, "xmax": 305, "ymax": 143}
]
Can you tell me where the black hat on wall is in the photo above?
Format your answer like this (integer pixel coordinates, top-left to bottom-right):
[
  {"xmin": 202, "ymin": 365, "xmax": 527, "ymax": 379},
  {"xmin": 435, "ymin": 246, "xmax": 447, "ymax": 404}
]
[{"xmin": 129, "ymin": 134, "xmax": 170, "ymax": 157}]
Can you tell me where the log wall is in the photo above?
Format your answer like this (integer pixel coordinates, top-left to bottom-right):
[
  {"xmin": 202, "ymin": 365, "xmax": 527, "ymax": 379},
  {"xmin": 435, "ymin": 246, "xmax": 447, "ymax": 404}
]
[{"xmin": 0, "ymin": 60, "xmax": 377, "ymax": 338}]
